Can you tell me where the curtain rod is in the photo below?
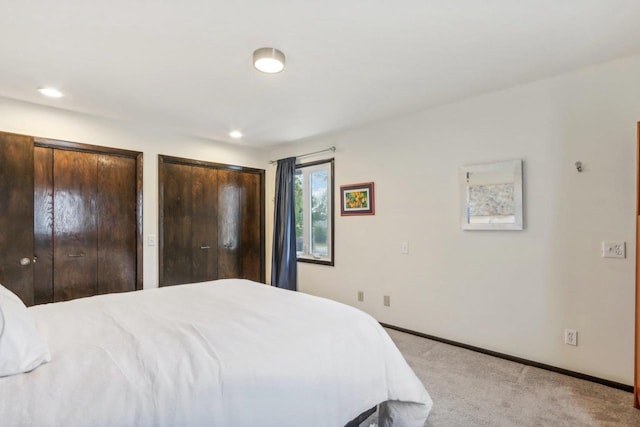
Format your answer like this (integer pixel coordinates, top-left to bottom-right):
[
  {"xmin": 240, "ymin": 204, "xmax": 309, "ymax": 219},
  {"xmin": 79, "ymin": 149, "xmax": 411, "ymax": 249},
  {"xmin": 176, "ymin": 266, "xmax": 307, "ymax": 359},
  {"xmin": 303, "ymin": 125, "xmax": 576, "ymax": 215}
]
[{"xmin": 269, "ymin": 146, "xmax": 336, "ymax": 164}]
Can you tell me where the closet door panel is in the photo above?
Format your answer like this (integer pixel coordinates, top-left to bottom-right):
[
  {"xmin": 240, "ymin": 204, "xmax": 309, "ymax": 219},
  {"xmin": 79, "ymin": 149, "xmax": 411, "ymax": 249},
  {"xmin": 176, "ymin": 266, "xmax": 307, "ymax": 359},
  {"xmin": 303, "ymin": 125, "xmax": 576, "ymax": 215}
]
[
  {"xmin": 33, "ymin": 146, "xmax": 54, "ymax": 304},
  {"xmin": 97, "ymin": 155, "xmax": 137, "ymax": 294},
  {"xmin": 240, "ymin": 172, "xmax": 262, "ymax": 281},
  {"xmin": 191, "ymin": 166, "xmax": 218, "ymax": 282},
  {"xmin": 217, "ymin": 169, "xmax": 242, "ymax": 279},
  {"xmin": 0, "ymin": 132, "xmax": 35, "ymax": 305},
  {"xmin": 53, "ymin": 150, "xmax": 98, "ymax": 302},
  {"xmin": 162, "ymin": 162, "xmax": 193, "ymax": 285}
]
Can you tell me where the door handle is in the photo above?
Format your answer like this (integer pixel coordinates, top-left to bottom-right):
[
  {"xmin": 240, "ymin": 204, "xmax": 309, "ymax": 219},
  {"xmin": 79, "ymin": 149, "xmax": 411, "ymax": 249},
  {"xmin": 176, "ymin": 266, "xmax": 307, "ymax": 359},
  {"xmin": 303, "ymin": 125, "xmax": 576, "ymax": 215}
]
[
  {"xmin": 20, "ymin": 257, "xmax": 33, "ymax": 266},
  {"xmin": 200, "ymin": 246, "xmax": 210, "ymax": 249},
  {"xmin": 68, "ymin": 253, "xmax": 85, "ymax": 258}
]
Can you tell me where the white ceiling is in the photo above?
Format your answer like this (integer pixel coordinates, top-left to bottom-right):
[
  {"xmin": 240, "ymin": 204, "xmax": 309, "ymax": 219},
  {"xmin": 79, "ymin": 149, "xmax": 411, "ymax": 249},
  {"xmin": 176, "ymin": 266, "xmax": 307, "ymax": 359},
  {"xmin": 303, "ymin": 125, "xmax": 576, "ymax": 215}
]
[{"xmin": 1, "ymin": 1, "xmax": 640, "ymax": 147}]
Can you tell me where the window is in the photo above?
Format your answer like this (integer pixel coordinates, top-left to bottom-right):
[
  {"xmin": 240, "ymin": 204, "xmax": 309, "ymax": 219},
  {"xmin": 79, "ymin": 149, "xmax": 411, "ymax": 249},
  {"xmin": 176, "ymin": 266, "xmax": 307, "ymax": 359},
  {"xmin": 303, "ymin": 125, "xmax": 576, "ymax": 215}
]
[{"xmin": 295, "ymin": 159, "xmax": 334, "ymax": 265}]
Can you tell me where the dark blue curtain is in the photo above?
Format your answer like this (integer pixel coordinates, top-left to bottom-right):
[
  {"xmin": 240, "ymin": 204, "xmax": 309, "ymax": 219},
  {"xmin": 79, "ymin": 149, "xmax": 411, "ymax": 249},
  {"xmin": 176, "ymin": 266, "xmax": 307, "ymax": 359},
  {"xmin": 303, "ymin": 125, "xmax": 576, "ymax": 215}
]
[{"xmin": 271, "ymin": 157, "xmax": 297, "ymax": 291}]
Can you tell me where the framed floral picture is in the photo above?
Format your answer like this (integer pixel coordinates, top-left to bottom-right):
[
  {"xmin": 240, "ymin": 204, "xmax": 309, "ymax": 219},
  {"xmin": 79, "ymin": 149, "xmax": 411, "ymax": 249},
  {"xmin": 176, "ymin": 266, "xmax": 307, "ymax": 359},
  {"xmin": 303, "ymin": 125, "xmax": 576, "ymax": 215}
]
[{"xmin": 340, "ymin": 182, "xmax": 375, "ymax": 216}]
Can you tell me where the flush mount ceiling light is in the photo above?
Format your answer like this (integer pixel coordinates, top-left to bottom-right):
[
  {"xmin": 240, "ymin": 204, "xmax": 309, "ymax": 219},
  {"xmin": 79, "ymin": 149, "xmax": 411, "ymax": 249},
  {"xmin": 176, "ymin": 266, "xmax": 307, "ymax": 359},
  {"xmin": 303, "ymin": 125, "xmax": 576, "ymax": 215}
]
[
  {"xmin": 38, "ymin": 87, "xmax": 64, "ymax": 98},
  {"xmin": 229, "ymin": 130, "xmax": 243, "ymax": 139},
  {"xmin": 253, "ymin": 47, "xmax": 285, "ymax": 74}
]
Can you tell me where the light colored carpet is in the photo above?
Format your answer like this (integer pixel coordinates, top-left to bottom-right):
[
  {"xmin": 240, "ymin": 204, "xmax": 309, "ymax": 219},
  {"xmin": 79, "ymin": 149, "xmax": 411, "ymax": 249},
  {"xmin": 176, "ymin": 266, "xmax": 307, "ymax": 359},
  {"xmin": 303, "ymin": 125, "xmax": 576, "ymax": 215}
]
[{"xmin": 362, "ymin": 328, "xmax": 640, "ymax": 427}]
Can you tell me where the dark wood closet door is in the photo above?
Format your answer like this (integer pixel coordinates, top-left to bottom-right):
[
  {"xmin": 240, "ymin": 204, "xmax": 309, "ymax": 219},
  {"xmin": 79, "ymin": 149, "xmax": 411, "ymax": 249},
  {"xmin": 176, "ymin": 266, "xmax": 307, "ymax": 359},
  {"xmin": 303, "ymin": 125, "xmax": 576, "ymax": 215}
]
[
  {"xmin": 53, "ymin": 150, "xmax": 99, "ymax": 302},
  {"xmin": 35, "ymin": 146, "xmax": 141, "ymax": 302},
  {"xmin": 1, "ymin": 134, "xmax": 142, "ymax": 305},
  {"xmin": 0, "ymin": 132, "xmax": 35, "ymax": 305},
  {"xmin": 97, "ymin": 154, "xmax": 137, "ymax": 294},
  {"xmin": 161, "ymin": 163, "xmax": 219, "ymax": 285},
  {"xmin": 33, "ymin": 146, "xmax": 54, "ymax": 304},
  {"xmin": 217, "ymin": 169, "xmax": 242, "ymax": 279},
  {"xmin": 240, "ymin": 172, "xmax": 262, "ymax": 281},
  {"xmin": 159, "ymin": 155, "xmax": 265, "ymax": 286},
  {"xmin": 191, "ymin": 165, "xmax": 218, "ymax": 282},
  {"xmin": 217, "ymin": 170, "xmax": 262, "ymax": 281},
  {"xmin": 162, "ymin": 162, "xmax": 193, "ymax": 285}
]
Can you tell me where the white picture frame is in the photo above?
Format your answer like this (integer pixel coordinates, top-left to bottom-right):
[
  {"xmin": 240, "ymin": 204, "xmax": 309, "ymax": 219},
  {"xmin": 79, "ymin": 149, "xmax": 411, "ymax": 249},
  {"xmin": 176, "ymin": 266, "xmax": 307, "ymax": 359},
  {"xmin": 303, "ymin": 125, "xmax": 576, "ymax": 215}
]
[{"xmin": 460, "ymin": 159, "xmax": 523, "ymax": 230}]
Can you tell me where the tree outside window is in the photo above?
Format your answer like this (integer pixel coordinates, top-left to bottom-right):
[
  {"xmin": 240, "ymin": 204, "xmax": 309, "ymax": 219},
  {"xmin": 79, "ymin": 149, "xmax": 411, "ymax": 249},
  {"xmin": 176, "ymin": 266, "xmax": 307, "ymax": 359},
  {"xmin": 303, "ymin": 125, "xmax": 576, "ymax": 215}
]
[{"xmin": 294, "ymin": 159, "xmax": 334, "ymax": 265}]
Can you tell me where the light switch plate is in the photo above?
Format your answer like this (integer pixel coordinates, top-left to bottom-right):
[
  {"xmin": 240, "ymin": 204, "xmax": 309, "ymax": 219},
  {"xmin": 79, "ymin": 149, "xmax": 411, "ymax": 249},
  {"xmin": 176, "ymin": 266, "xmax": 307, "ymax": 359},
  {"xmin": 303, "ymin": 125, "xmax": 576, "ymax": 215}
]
[{"xmin": 401, "ymin": 241, "xmax": 409, "ymax": 254}]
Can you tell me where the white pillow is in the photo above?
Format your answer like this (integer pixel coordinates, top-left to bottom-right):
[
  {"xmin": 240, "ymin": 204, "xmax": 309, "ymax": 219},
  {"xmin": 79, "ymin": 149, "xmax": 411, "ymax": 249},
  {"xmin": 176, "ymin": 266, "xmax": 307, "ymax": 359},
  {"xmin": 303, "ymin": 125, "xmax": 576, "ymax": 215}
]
[{"xmin": 0, "ymin": 284, "xmax": 51, "ymax": 377}]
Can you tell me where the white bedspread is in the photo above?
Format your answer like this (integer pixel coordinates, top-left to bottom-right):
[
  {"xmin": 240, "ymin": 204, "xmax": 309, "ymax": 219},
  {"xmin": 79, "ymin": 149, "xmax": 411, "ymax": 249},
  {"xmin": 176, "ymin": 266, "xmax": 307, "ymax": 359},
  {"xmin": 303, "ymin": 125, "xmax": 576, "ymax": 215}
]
[{"xmin": 0, "ymin": 279, "xmax": 432, "ymax": 427}]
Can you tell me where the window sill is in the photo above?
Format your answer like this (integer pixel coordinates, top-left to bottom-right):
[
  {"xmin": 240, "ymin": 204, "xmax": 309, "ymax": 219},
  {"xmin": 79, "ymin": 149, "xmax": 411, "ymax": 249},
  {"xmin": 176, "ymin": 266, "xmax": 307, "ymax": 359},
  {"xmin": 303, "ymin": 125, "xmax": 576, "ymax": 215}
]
[{"xmin": 297, "ymin": 257, "xmax": 334, "ymax": 266}]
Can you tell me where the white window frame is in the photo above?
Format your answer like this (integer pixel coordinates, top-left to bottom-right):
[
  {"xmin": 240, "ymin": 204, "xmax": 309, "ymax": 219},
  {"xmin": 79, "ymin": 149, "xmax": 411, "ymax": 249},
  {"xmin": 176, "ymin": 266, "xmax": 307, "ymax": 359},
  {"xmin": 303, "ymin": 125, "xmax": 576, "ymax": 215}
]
[{"xmin": 295, "ymin": 158, "xmax": 334, "ymax": 266}]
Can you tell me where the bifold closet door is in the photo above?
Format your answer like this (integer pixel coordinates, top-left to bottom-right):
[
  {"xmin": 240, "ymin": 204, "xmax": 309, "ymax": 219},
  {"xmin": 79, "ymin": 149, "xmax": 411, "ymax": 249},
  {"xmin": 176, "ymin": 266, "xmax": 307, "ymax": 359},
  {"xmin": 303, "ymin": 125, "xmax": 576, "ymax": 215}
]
[
  {"xmin": 239, "ymin": 172, "xmax": 262, "ymax": 281},
  {"xmin": 191, "ymin": 165, "xmax": 219, "ymax": 282},
  {"xmin": 96, "ymin": 154, "xmax": 137, "ymax": 295},
  {"xmin": 159, "ymin": 155, "xmax": 265, "ymax": 286},
  {"xmin": 33, "ymin": 146, "xmax": 54, "ymax": 304},
  {"xmin": 1, "ymin": 132, "xmax": 141, "ymax": 306},
  {"xmin": 52, "ymin": 150, "xmax": 99, "ymax": 301},
  {"xmin": 36, "ymin": 148, "xmax": 138, "ymax": 302},
  {"xmin": 161, "ymin": 162, "xmax": 192, "ymax": 285},
  {"xmin": 217, "ymin": 169, "xmax": 261, "ymax": 281},
  {"xmin": 161, "ymin": 163, "xmax": 219, "ymax": 285}
]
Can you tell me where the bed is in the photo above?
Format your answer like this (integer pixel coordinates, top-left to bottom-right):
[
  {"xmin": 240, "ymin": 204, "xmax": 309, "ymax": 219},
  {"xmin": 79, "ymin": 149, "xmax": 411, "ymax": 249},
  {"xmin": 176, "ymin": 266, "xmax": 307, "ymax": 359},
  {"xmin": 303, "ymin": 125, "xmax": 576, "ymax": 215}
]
[{"xmin": 0, "ymin": 279, "xmax": 432, "ymax": 426}]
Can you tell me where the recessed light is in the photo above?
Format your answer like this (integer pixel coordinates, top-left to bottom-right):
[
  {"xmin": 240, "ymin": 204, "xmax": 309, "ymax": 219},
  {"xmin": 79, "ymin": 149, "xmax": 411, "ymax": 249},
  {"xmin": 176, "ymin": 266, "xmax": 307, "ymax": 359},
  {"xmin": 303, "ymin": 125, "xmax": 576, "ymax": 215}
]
[
  {"xmin": 229, "ymin": 130, "xmax": 243, "ymax": 139},
  {"xmin": 38, "ymin": 87, "xmax": 64, "ymax": 98}
]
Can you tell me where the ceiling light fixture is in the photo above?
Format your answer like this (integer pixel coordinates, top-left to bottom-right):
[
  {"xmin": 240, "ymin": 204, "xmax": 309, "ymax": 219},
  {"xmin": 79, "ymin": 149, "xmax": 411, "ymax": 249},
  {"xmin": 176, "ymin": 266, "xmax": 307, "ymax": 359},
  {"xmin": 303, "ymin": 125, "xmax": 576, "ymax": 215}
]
[
  {"xmin": 229, "ymin": 130, "xmax": 243, "ymax": 139},
  {"xmin": 38, "ymin": 87, "xmax": 64, "ymax": 98},
  {"xmin": 253, "ymin": 47, "xmax": 285, "ymax": 74}
]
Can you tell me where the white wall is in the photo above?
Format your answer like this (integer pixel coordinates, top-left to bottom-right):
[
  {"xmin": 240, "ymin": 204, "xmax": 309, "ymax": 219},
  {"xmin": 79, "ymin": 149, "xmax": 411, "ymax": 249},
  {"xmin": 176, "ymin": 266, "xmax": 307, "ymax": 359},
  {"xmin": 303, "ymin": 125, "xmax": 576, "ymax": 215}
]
[
  {"xmin": 2, "ymin": 53, "xmax": 638, "ymax": 385},
  {"xmin": 267, "ymin": 54, "xmax": 640, "ymax": 385},
  {"xmin": 0, "ymin": 97, "xmax": 268, "ymax": 289}
]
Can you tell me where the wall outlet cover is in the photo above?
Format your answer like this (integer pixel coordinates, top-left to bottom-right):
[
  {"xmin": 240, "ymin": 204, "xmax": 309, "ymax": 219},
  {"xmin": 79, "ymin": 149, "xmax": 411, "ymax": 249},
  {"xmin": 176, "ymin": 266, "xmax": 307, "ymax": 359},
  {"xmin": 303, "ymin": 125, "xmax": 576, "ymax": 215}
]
[
  {"xmin": 564, "ymin": 329, "xmax": 578, "ymax": 346},
  {"xmin": 602, "ymin": 241, "xmax": 625, "ymax": 259}
]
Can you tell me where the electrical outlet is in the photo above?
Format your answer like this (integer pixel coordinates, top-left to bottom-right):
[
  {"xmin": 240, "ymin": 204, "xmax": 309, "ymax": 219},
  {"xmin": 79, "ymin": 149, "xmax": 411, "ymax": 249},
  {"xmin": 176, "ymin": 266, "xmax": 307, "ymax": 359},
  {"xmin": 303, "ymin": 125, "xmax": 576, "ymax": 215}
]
[
  {"xmin": 564, "ymin": 329, "xmax": 578, "ymax": 346},
  {"xmin": 357, "ymin": 291, "xmax": 364, "ymax": 302},
  {"xmin": 383, "ymin": 295, "xmax": 390, "ymax": 307},
  {"xmin": 602, "ymin": 241, "xmax": 625, "ymax": 258}
]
